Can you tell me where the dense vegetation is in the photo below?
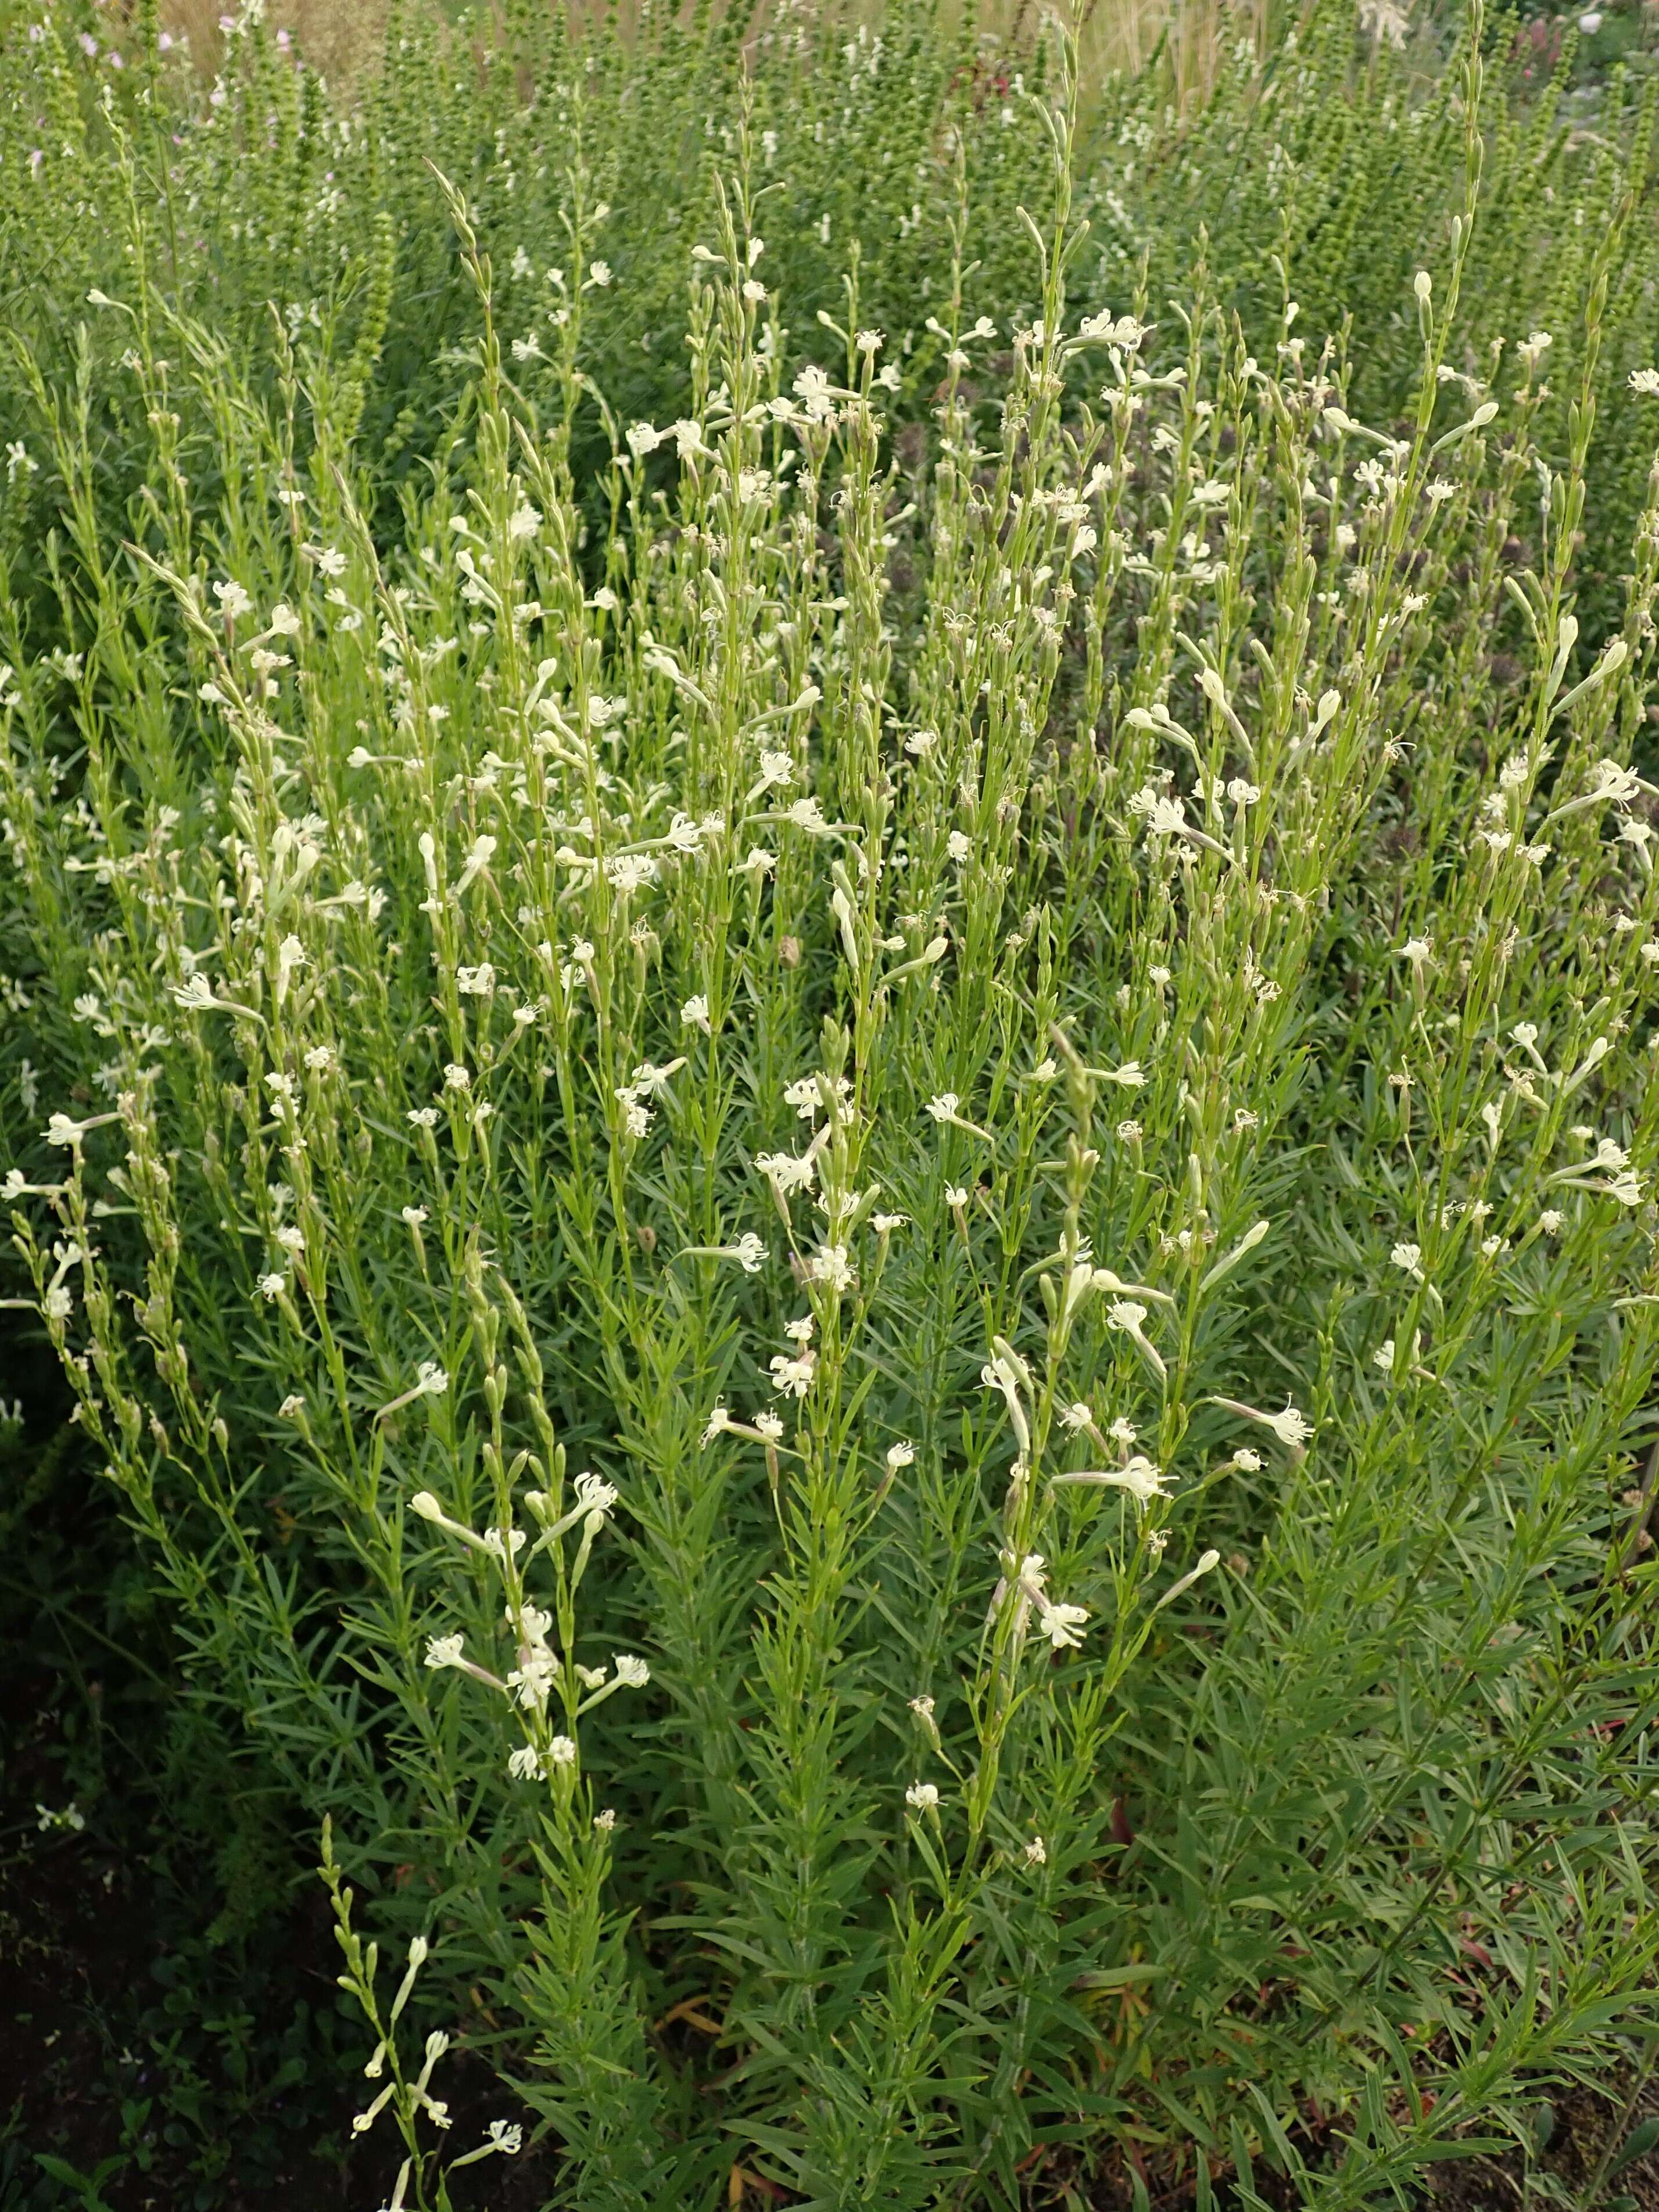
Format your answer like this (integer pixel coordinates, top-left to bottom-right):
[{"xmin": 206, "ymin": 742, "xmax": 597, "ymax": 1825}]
[{"xmin": 5, "ymin": 0, "xmax": 1659, "ymax": 2206}]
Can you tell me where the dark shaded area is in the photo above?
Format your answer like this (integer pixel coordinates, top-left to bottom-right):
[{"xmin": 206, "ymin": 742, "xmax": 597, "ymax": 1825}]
[
  {"xmin": 0, "ymin": 1317, "xmax": 560, "ymax": 2208},
  {"xmin": 1022, "ymin": 2081, "xmax": 1659, "ymax": 2212}
]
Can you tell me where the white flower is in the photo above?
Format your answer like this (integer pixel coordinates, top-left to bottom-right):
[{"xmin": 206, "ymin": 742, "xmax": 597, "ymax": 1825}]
[
  {"xmin": 1024, "ymin": 1835, "xmax": 1047, "ymax": 1866},
  {"xmin": 784, "ymin": 1076, "xmax": 829, "ymax": 1121},
  {"xmin": 886, "ymin": 1440, "xmax": 916, "ymax": 1470},
  {"xmin": 905, "ymin": 1781, "xmax": 940, "ymax": 1812},
  {"xmin": 1054, "ymin": 1456, "xmax": 1170, "ymax": 1505},
  {"xmin": 485, "ymin": 2120, "xmax": 524, "ymax": 2155},
  {"xmin": 1390, "ymin": 1241, "xmax": 1424, "ymax": 1280},
  {"xmin": 754, "ymin": 1411, "xmax": 784, "ymax": 1441},
  {"xmin": 1213, "ymin": 1396, "xmax": 1312, "ymax": 1451},
  {"xmin": 808, "ymin": 1244, "xmax": 854, "ymax": 1294},
  {"xmin": 443, "ymin": 1063, "xmax": 471, "ymax": 1091},
  {"xmin": 947, "ymin": 829, "xmax": 971, "ymax": 862},
  {"xmin": 547, "ymin": 1735, "xmax": 577, "ymax": 1766},
  {"xmin": 1590, "ymin": 760, "xmax": 1641, "ymax": 805},
  {"xmin": 667, "ymin": 417, "xmax": 711, "ymax": 460},
  {"xmin": 605, "ymin": 852, "xmax": 657, "ymax": 894},
  {"xmin": 507, "ymin": 1746, "xmax": 542, "ymax": 1780},
  {"xmin": 926, "ymin": 1092, "xmax": 960, "ymax": 1121},
  {"xmin": 756, "ymin": 1149, "xmax": 816, "ymax": 1193},
  {"xmin": 872, "ymin": 1211, "xmax": 908, "ymax": 1234},
  {"xmin": 793, "ymin": 364, "xmax": 836, "ymax": 419},
  {"xmin": 680, "ymin": 994, "xmax": 712, "ymax": 1031},
  {"xmin": 1266, "ymin": 1404, "xmax": 1312, "ymax": 1447},
  {"xmin": 769, "ymin": 1351, "xmax": 816, "ymax": 1398},
  {"xmin": 1630, "ymin": 368, "xmax": 1659, "ymax": 397},
  {"xmin": 575, "ymin": 1471, "xmax": 618, "ymax": 1518},
  {"xmin": 1232, "ymin": 1447, "xmax": 1262, "ymax": 1472},
  {"xmin": 173, "ymin": 973, "xmax": 218, "ymax": 1011},
  {"xmin": 257, "ymin": 1271, "xmax": 287, "ymax": 1302},
  {"xmin": 1514, "ymin": 332, "xmax": 1553, "ymax": 374},
  {"xmin": 1038, "ymin": 1600, "xmax": 1090, "ymax": 1650},
  {"xmin": 1016, "ymin": 1553, "xmax": 1049, "ymax": 1601},
  {"xmin": 508, "ymin": 1651, "xmax": 556, "ymax": 1709},
  {"xmin": 1399, "ymin": 937, "xmax": 1433, "ymax": 967},
  {"xmin": 636, "ymin": 1055, "xmax": 693, "ymax": 1095},
  {"xmin": 701, "ymin": 1404, "xmax": 732, "ymax": 1444},
  {"xmin": 1080, "ymin": 310, "xmax": 1148, "ymax": 349},
  {"xmin": 516, "ymin": 1602, "xmax": 553, "ymax": 1645},
  {"xmin": 612, "ymin": 1654, "xmax": 650, "ymax": 1688}
]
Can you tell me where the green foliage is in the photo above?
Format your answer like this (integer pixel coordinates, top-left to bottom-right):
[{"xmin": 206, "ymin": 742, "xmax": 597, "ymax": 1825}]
[{"xmin": 4, "ymin": 1, "xmax": 1659, "ymax": 2207}]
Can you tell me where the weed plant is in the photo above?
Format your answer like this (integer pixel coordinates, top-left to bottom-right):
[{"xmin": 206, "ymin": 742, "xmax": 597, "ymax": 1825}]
[{"xmin": 4, "ymin": 1, "xmax": 1659, "ymax": 2208}]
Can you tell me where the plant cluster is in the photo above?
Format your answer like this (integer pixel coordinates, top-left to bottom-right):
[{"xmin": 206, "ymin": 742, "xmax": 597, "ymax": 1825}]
[{"xmin": 5, "ymin": 1, "xmax": 1659, "ymax": 2208}]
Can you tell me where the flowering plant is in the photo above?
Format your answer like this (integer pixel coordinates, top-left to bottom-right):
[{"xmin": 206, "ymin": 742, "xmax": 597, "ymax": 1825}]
[{"xmin": 6, "ymin": 1, "xmax": 1659, "ymax": 2206}]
